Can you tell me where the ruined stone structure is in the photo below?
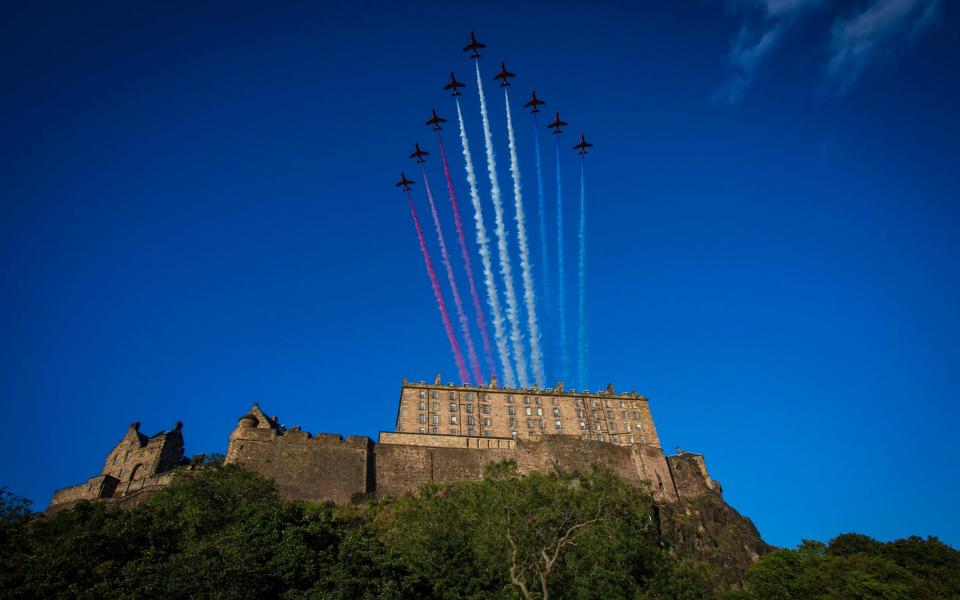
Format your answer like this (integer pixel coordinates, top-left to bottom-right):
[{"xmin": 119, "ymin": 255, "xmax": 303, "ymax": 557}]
[
  {"xmin": 49, "ymin": 378, "xmax": 719, "ymax": 509},
  {"xmin": 49, "ymin": 421, "xmax": 187, "ymax": 510}
]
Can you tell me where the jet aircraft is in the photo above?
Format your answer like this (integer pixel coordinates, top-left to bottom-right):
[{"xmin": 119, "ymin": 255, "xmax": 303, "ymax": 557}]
[
  {"xmin": 395, "ymin": 172, "xmax": 414, "ymax": 191},
  {"xmin": 444, "ymin": 72, "xmax": 465, "ymax": 96},
  {"xmin": 573, "ymin": 135, "xmax": 593, "ymax": 155},
  {"xmin": 425, "ymin": 108, "xmax": 447, "ymax": 131},
  {"xmin": 493, "ymin": 62, "xmax": 516, "ymax": 87},
  {"xmin": 463, "ymin": 31, "xmax": 486, "ymax": 58},
  {"xmin": 547, "ymin": 112, "xmax": 568, "ymax": 134},
  {"xmin": 524, "ymin": 90, "xmax": 545, "ymax": 113},
  {"xmin": 409, "ymin": 143, "xmax": 429, "ymax": 163}
]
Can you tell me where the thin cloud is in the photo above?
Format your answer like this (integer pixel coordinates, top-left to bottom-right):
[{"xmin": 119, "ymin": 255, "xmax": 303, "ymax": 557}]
[
  {"xmin": 714, "ymin": 0, "xmax": 822, "ymax": 105},
  {"xmin": 825, "ymin": 0, "xmax": 941, "ymax": 94}
]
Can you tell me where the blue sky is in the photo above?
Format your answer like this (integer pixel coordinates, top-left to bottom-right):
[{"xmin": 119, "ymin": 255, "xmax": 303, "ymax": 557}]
[{"xmin": 1, "ymin": 0, "xmax": 957, "ymax": 549}]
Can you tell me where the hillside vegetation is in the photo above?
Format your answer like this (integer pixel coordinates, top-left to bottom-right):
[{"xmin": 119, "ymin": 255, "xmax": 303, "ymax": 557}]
[{"xmin": 0, "ymin": 465, "xmax": 956, "ymax": 599}]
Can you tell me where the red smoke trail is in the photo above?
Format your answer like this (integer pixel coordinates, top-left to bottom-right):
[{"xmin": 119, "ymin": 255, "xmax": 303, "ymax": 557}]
[
  {"xmin": 420, "ymin": 164, "xmax": 484, "ymax": 385},
  {"xmin": 406, "ymin": 190, "xmax": 471, "ymax": 385},
  {"xmin": 437, "ymin": 134, "xmax": 497, "ymax": 381}
]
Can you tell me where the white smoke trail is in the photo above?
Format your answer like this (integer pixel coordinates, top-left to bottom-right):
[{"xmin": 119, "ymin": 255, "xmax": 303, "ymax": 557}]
[
  {"xmin": 475, "ymin": 61, "xmax": 529, "ymax": 388},
  {"xmin": 456, "ymin": 98, "xmax": 516, "ymax": 388},
  {"xmin": 503, "ymin": 88, "xmax": 544, "ymax": 387},
  {"xmin": 577, "ymin": 157, "xmax": 587, "ymax": 390},
  {"xmin": 555, "ymin": 136, "xmax": 569, "ymax": 382}
]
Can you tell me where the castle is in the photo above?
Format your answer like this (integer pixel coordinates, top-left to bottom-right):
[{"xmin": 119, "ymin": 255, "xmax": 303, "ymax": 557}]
[{"xmin": 49, "ymin": 377, "xmax": 723, "ymax": 510}]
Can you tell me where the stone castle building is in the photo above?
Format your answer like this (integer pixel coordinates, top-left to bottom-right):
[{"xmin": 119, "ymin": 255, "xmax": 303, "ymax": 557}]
[{"xmin": 49, "ymin": 377, "xmax": 721, "ymax": 510}]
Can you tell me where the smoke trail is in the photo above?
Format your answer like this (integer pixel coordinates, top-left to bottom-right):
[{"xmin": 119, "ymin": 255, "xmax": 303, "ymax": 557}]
[
  {"xmin": 437, "ymin": 133, "xmax": 497, "ymax": 381},
  {"xmin": 405, "ymin": 190, "xmax": 470, "ymax": 385},
  {"xmin": 503, "ymin": 88, "xmax": 545, "ymax": 387},
  {"xmin": 577, "ymin": 157, "xmax": 587, "ymax": 390},
  {"xmin": 456, "ymin": 99, "xmax": 516, "ymax": 388},
  {"xmin": 420, "ymin": 164, "xmax": 483, "ymax": 385},
  {"xmin": 475, "ymin": 61, "xmax": 529, "ymax": 388},
  {"xmin": 555, "ymin": 135, "xmax": 569, "ymax": 382},
  {"xmin": 532, "ymin": 113, "xmax": 551, "ymax": 375}
]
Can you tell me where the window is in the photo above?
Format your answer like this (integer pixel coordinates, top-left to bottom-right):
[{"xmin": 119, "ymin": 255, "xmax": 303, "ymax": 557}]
[
  {"xmin": 627, "ymin": 435, "xmax": 635, "ymax": 443},
  {"xmin": 635, "ymin": 423, "xmax": 643, "ymax": 433},
  {"xmin": 621, "ymin": 410, "xmax": 628, "ymax": 420},
  {"xmin": 596, "ymin": 434, "xmax": 604, "ymax": 442},
  {"xmin": 612, "ymin": 435, "xmax": 620, "ymax": 443},
  {"xmin": 431, "ymin": 426, "xmax": 439, "ymax": 434},
  {"xmin": 509, "ymin": 417, "xmax": 517, "ymax": 428},
  {"xmin": 449, "ymin": 428, "xmax": 457, "ymax": 434},
  {"xmin": 507, "ymin": 395, "xmax": 514, "ymax": 403},
  {"xmin": 526, "ymin": 418, "xmax": 533, "ymax": 428},
  {"xmin": 523, "ymin": 396, "xmax": 530, "ymax": 404},
  {"xmin": 508, "ymin": 406, "xmax": 516, "ymax": 416},
  {"xmin": 482, "ymin": 418, "xmax": 491, "ymax": 426},
  {"xmin": 466, "ymin": 404, "xmax": 474, "ymax": 413},
  {"xmin": 449, "ymin": 403, "xmax": 457, "ymax": 412},
  {"xmin": 579, "ymin": 421, "xmax": 587, "ymax": 430},
  {"xmin": 431, "ymin": 391, "xmax": 439, "ymax": 399},
  {"xmin": 118, "ymin": 468, "xmax": 124, "ymax": 478},
  {"xmin": 482, "ymin": 394, "xmax": 490, "ymax": 402},
  {"xmin": 418, "ymin": 427, "xmax": 425, "ymax": 433},
  {"xmin": 605, "ymin": 400, "xmax": 612, "ymax": 408},
  {"xmin": 418, "ymin": 401, "xmax": 426, "ymax": 410},
  {"xmin": 449, "ymin": 416, "xmax": 458, "ymax": 425},
  {"xmin": 577, "ymin": 409, "xmax": 585, "ymax": 418},
  {"xmin": 536, "ymin": 407, "xmax": 543, "ymax": 416},
  {"xmin": 555, "ymin": 420, "xmax": 562, "ymax": 430},
  {"xmin": 551, "ymin": 397, "xmax": 558, "ymax": 406},
  {"xmin": 467, "ymin": 416, "xmax": 475, "ymax": 426},
  {"xmin": 619, "ymin": 400, "xmax": 625, "ymax": 408},
  {"xmin": 449, "ymin": 391, "xmax": 456, "ymax": 400},
  {"xmin": 511, "ymin": 431, "xmax": 518, "ymax": 439},
  {"xmin": 591, "ymin": 410, "xmax": 599, "ymax": 420},
  {"xmin": 632, "ymin": 401, "xmax": 639, "ymax": 409},
  {"xmin": 625, "ymin": 423, "xmax": 632, "ymax": 432},
  {"xmin": 124, "ymin": 450, "xmax": 131, "ymax": 461},
  {"xmin": 582, "ymin": 433, "xmax": 591, "ymax": 441},
  {"xmin": 431, "ymin": 402, "xmax": 439, "ymax": 412},
  {"xmin": 535, "ymin": 397, "xmax": 541, "ymax": 405},
  {"xmin": 465, "ymin": 392, "xmax": 474, "ymax": 401},
  {"xmin": 632, "ymin": 411, "xmax": 640, "ymax": 419},
  {"xmin": 525, "ymin": 407, "xmax": 532, "ymax": 416},
  {"xmin": 483, "ymin": 430, "xmax": 491, "ymax": 437},
  {"xmin": 607, "ymin": 410, "xmax": 614, "ymax": 420},
  {"xmin": 419, "ymin": 390, "xmax": 426, "ymax": 399},
  {"xmin": 430, "ymin": 415, "xmax": 439, "ymax": 425},
  {"xmin": 538, "ymin": 419, "xmax": 545, "ymax": 429},
  {"xmin": 590, "ymin": 399, "xmax": 597, "ymax": 408},
  {"xmin": 552, "ymin": 407, "xmax": 560, "ymax": 417},
  {"xmin": 528, "ymin": 431, "xmax": 534, "ymax": 437},
  {"xmin": 112, "ymin": 454, "xmax": 118, "ymax": 465},
  {"xmin": 481, "ymin": 405, "xmax": 490, "ymax": 414},
  {"xmin": 595, "ymin": 423, "xmax": 601, "ymax": 431},
  {"xmin": 418, "ymin": 414, "xmax": 426, "ymax": 424},
  {"xmin": 610, "ymin": 422, "xmax": 617, "ymax": 432},
  {"xmin": 468, "ymin": 428, "xmax": 475, "ymax": 436}
]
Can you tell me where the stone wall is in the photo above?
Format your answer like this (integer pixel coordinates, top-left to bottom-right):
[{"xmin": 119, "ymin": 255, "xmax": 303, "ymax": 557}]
[{"xmin": 225, "ymin": 418, "xmax": 373, "ymax": 504}]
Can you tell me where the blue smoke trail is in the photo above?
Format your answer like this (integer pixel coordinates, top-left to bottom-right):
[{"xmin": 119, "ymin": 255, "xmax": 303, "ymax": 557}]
[
  {"xmin": 504, "ymin": 88, "xmax": 545, "ymax": 387},
  {"xmin": 577, "ymin": 156, "xmax": 587, "ymax": 390},
  {"xmin": 555, "ymin": 135, "xmax": 569, "ymax": 383}
]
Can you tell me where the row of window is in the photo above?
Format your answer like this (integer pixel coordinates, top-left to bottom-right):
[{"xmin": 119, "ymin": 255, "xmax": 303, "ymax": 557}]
[{"xmin": 415, "ymin": 390, "xmax": 641, "ymax": 411}]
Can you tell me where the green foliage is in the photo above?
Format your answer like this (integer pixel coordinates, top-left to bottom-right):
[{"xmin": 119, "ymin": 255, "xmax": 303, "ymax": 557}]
[
  {"xmin": 1, "ymin": 467, "xmax": 956, "ymax": 599},
  {"xmin": 374, "ymin": 462, "xmax": 691, "ymax": 599},
  {"xmin": 730, "ymin": 533, "xmax": 960, "ymax": 600}
]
